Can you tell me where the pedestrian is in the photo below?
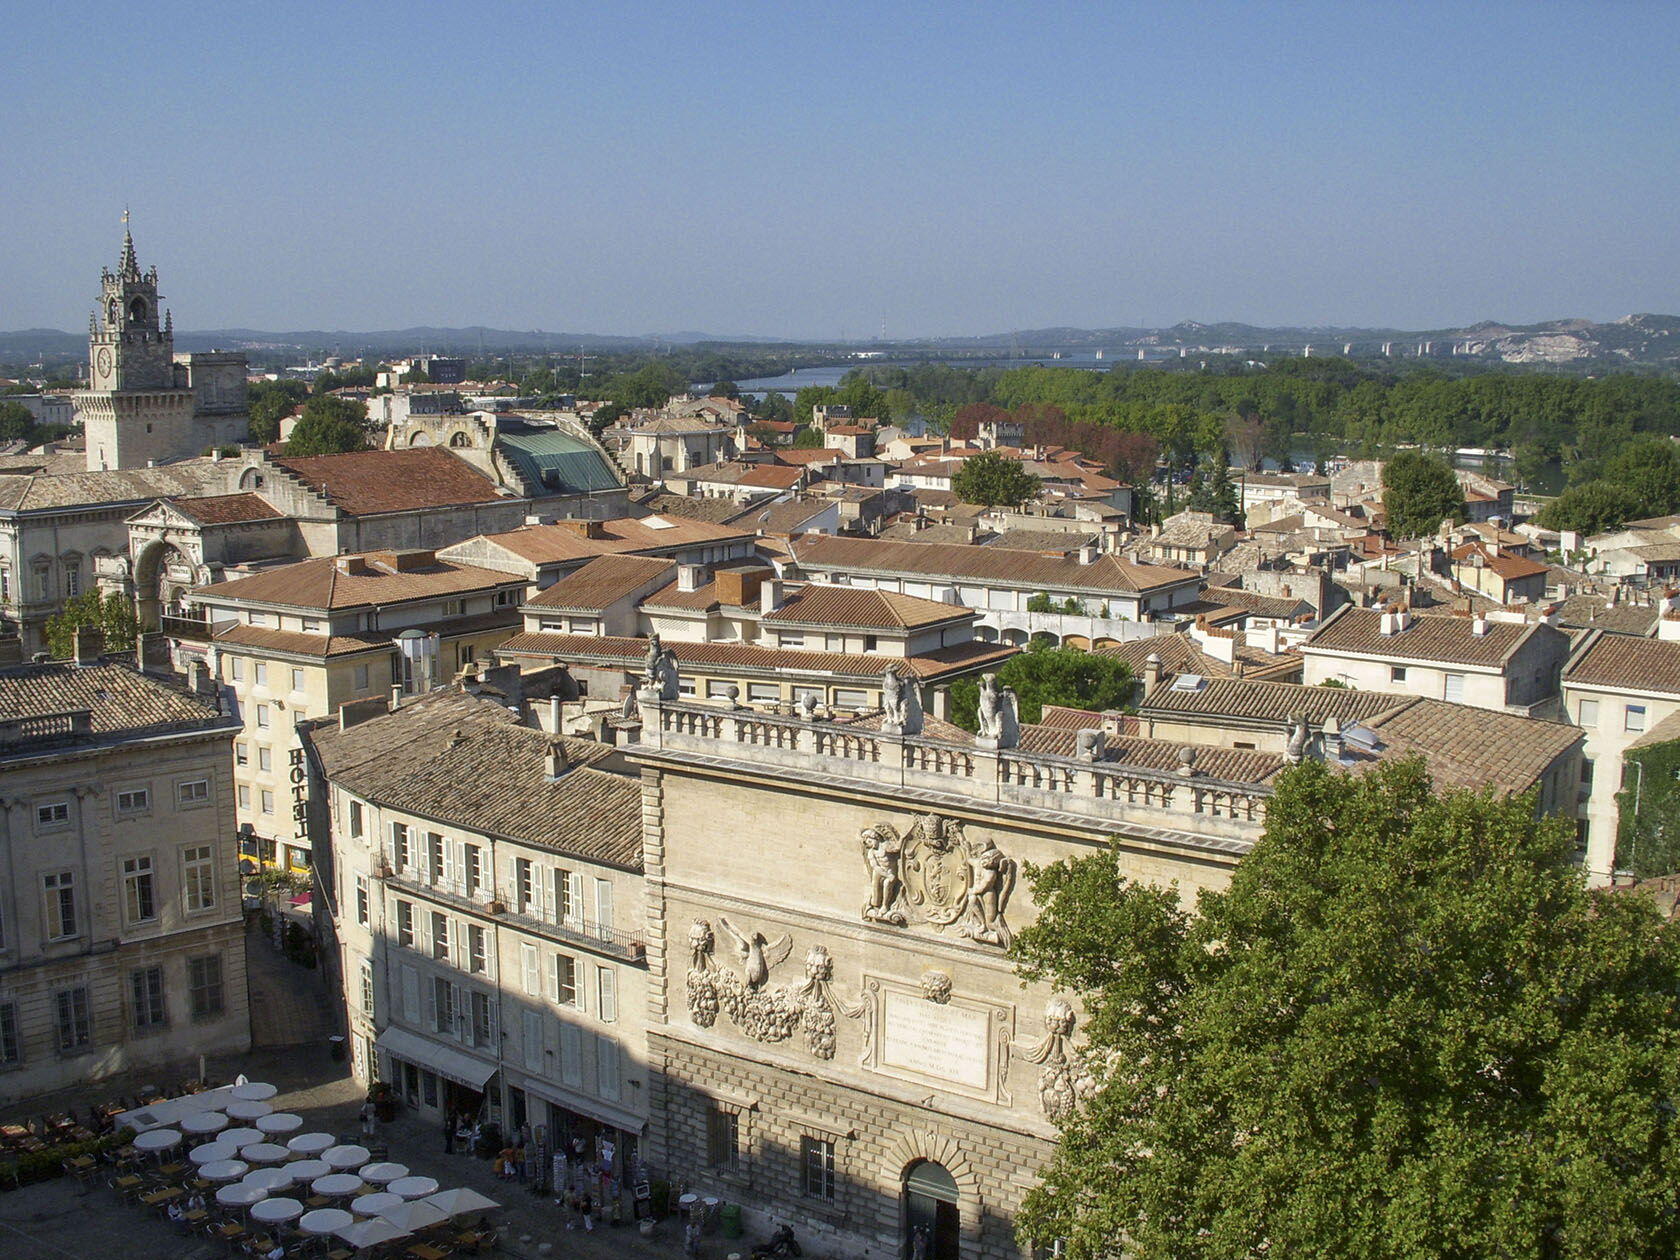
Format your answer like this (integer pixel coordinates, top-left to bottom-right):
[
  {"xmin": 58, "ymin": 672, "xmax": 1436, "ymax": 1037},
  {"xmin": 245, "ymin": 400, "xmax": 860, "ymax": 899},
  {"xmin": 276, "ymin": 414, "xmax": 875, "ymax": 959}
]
[
  {"xmin": 581, "ymin": 1192, "xmax": 595, "ymax": 1231},
  {"xmin": 512, "ymin": 1134, "xmax": 527, "ymax": 1183},
  {"xmin": 564, "ymin": 1192, "xmax": 578, "ymax": 1230},
  {"xmin": 443, "ymin": 1113, "xmax": 455, "ymax": 1154},
  {"xmin": 359, "ymin": 1102, "xmax": 375, "ymax": 1139},
  {"xmin": 684, "ymin": 1214, "xmax": 702, "ymax": 1257}
]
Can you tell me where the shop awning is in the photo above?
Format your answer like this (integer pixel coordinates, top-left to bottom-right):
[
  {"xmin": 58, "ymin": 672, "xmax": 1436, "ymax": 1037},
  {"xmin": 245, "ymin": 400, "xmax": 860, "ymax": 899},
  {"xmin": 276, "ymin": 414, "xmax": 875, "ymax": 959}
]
[
  {"xmin": 509, "ymin": 1070, "xmax": 646, "ymax": 1134},
  {"xmin": 375, "ymin": 1026, "xmax": 497, "ymax": 1091}
]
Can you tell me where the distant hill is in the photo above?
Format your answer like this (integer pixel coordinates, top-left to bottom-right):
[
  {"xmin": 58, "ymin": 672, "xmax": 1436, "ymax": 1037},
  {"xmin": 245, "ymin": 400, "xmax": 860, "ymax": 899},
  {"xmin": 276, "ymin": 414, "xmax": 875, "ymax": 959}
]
[{"xmin": 4, "ymin": 314, "xmax": 1678, "ymax": 368}]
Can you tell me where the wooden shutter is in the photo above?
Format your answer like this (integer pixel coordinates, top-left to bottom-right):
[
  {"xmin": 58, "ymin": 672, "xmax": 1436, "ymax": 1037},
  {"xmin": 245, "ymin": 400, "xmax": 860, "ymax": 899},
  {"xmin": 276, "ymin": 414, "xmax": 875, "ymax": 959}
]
[
  {"xmin": 522, "ymin": 1009, "xmax": 543, "ymax": 1072},
  {"xmin": 521, "ymin": 942, "xmax": 539, "ymax": 996}
]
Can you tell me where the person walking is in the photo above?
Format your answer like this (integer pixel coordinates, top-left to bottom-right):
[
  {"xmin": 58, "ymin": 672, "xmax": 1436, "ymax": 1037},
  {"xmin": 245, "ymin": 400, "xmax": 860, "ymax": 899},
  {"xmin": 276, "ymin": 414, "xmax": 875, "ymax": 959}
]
[
  {"xmin": 359, "ymin": 1102, "xmax": 376, "ymax": 1140},
  {"xmin": 443, "ymin": 1113, "xmax": 455, "ymax": 1155},
  {"xmin": 580, "ymin": 1192, "xmax": 595, "ymax": 1232},
  {"xmin": 684, "ymin": 1213, "xmax": 702, "ymax": 1257}
]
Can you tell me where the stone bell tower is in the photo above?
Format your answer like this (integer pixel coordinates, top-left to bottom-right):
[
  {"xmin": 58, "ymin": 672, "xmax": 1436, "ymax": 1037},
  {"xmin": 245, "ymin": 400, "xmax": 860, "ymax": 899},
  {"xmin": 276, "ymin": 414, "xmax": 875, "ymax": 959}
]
[{"xmin": 76, "ymin": 223, "xmax": 198, "ymax": 471}]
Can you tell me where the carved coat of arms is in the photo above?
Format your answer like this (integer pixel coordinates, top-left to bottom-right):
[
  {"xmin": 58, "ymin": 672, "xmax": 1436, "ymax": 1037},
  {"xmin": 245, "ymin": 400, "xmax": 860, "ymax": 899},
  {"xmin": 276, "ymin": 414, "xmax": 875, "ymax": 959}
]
[{"xmin": 860, "ymin": 814, "xmax": 1017, "ymax": 947}]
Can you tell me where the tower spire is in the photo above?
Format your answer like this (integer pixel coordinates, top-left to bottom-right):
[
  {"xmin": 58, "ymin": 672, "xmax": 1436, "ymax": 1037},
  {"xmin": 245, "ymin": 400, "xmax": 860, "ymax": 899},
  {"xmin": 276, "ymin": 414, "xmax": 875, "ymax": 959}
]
[{"xmin": 119, "ymin": 207, "xmax": 138, "ymax": 280}]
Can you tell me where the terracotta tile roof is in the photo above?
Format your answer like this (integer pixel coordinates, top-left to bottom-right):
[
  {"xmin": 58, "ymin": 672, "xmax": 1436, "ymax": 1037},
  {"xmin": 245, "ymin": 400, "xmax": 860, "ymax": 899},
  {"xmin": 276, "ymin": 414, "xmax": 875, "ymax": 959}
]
[
  {"xmin": 774, "ymin": 448, "xmax": 852, "ymax": 466},
  {"xmin": 791, "ymin": 534, "xmax": 1199, "ymax": 595},
  {"xmin": 1142, "ymin": 676, "xmax": 1407, "ymax": 726},
  {"xmin": 641, "ymin": 577, "xmax": 726, "ymax": 613},
  {"xmin": 1449, "ymin": 542, "xmax": 1549, "ymax": 580},
  {"xmin": 197, "ymin": 552, "xmax": 522, "ymax": 612},
  {"xmin": 211, "ymin": 623, "xmax": 391, "ymax": 659},
  {"xmin": 462, "ymin": 515, "xmax": 753, "ymax": 565},
  {"xmin": 1563, "ymin": 633, "xmax": 1680, "ymax": 696},
  {"xmin": 1016, "ymin": 724, "xmax": 1289, "ymax": 784},
  {"xmin": 496, "ymin": 632, "xmax": 1017, "ymax": 683},
  {"xmin": 1355, "ymin": 698, "xmax": 1581, "ymax": 795},
  {"xmin": 1203, "ymin": 586, "xmax": 1313, "ymax": 621},
  {"xmin": 738, "ymin": 464, "xmax": 806, "ymax": 489},
  {"xmin": 628, "ymin": 491, "xmax": 750, "ymax": 525},
  {"xmin": 0, "ymin": 659, "xmax": 225, "ymax": 743},
  {"xmin": 167, "ymin": 492, "xmax": 282, "ymax": 524},
  {"xmin": 1303, "ymin": 606, "xmax": 1547, "ymax": 668},
  {"xmin": 1035, "ymin": 704, "xmax": 1109, "ymax": 729},
  {"xmin": 307, "ymin": 689, "xmax": 641, "ymax": 869},
  {"xmin": 730, "ymin": 499, "xmax": 832, "ymax": 535},
  {"xmin": 525, "ymin": 555, "xmax": 675, "ymax": 612},
  {"xmin": 630, "ymin": 413, "xmax": 730, "ymax": 435},
  {"xmin": 271, "ymin": 448, "xmax": 506, "ymax": 515},
  {"xmin": 0, "ymin": 459, "xmax": 227, "ymax": 512},
  {"xmin": 764, "ymin": 585, "xmax": 972, "ymax": 631},
  {"xmin": 1552, "ymin": 596, "xmax": 1659, "ymax": 637}
]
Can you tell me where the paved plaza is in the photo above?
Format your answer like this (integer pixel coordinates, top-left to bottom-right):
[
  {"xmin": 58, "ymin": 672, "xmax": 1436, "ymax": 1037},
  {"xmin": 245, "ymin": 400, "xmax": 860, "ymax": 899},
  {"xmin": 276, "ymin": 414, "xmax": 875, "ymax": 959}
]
[{"xmin": 0, "ymin": 930, "xmax": 770, "ymax": 1260}]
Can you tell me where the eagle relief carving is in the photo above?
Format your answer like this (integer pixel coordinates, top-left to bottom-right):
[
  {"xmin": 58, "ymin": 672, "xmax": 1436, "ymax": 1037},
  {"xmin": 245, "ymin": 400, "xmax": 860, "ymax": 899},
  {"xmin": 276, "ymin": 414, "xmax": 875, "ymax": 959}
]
[
  {"xmin": 860, "ymin": 814, "xmax": 1018, "ymax": 947},
  {"xmin": 686, "ymin": 919, "xmax": 866, "ymax": 1059}
]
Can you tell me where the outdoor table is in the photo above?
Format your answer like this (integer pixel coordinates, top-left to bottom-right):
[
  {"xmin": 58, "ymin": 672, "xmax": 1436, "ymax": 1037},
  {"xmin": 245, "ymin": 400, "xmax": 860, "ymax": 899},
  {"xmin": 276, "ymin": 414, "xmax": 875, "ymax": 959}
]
[
  {"xmin": 199, "ymin": 1159, "xmax": 248, "ymax": 1183},
  {"xmin": 287, "ymin": 1158, "xmax": 331, "ymax": 1181},
  {"xmin": 243, "ymin": 1167, "xmax": 296, "ymax": 1193},
  {"xmin": 312, "ymin": 1173, "xmax": 364, "ymax": 1198},
  {"xmin": 133, "ymin": 1128, "xmax": 181, "ymax": 1154},
  {"xmin": 322, "ymin": 1144, "xmax": 370, "ymax": 1170},
  {"xmin": 350, "ymin": 1191, "xmax": 403, "ymax": 1217},
  {"xmin": 408, "ymin": 1243, "xmax": 449, "ymax": 1260},
  {"xmin": 300, "ymin": 1207, "xmax": 354, "ymax": 1236},
  {"xmin": 387, "ymin": 1175, "xmax": 439, "ymax": 1200},
  {"xmin": 180, "ymin": 1112, "xmax": 228, "ymax": 1137},
  {"xmin": 250, "ymin": 1196, "xmax": 304, "ymax": 1226},
  {"xmin": 215, "ymin": 1183, "xmax": 266, "ymax": 1209},
  {"xmin": 190, "ymin": 1141, "xmax": 238, "ymax": 1166},
  {"xmin": 139, "ymin": 1186, "xmax": 182, "ymax": 1208},
  {"xmin": 226, "ymin": 1100, "xmax": 273, "ymax": 1121},
  {"xmin": 243, "ymin": 1142, "xmax": 290, "ymax": 1165},
  {"xmin": 359, "ymin": 1161, "xmax": 408, "ymax": 1185},
  {"xmin": 256, "ymin": 1112, "xmax": 302, "ymax": 1135},
  {"xmin": 286, "ymin": 1131, "xmax": 335, "ymax": 1157},
  {"xmin": 230, "ymin": 1082, "xmax": 278, "ymax": 1101},
  {"xmin": 220, "ymin": 1127, "xmax": 264, "ymax": 1150}
]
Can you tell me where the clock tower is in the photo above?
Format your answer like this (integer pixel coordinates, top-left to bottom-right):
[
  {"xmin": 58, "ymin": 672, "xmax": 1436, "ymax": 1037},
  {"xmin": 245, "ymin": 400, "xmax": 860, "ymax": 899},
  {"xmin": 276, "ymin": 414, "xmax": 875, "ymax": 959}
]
[{"xmin": 76, "ymin": 225, "xmax": 198, "ymax": 471}]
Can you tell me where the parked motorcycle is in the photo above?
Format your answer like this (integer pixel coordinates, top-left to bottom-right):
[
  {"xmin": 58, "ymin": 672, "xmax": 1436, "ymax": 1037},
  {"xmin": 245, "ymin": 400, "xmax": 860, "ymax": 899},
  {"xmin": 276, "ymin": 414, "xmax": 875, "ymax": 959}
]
[{"xmin": 751, "ymin": 1223, "xmax": 803, "ymax": 1257}]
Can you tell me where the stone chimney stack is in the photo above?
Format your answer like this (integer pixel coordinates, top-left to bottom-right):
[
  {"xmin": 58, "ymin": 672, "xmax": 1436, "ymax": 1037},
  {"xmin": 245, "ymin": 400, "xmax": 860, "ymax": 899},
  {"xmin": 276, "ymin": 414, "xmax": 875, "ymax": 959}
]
[
  {"xmin": 72, "ymin": 624, "xmax": 104, "ymax": 666},
  {"xmin": 1142, "ymin": 652, "xmax": 1163, "ymax": 698},
  {"xmin": 760, "ymin": 579, "xmax": 784, "ymax": 615},
  {"xmin": 545, "ymin": 744, "xmax": 568, "ymax": 781}
]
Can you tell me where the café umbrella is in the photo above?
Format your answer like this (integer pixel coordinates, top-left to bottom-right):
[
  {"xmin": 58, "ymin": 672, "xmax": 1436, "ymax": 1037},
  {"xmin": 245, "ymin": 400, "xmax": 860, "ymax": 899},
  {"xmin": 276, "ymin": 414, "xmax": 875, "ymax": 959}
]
[
  {"xmin": 220, "ymin": 1127, "xmax": 264, "ymax": 1150},
  {"xmin": 387, "ymin": 1175, "xmax": 438, "ymax": 1200},
  {"xmin": 226, "ymin": 1100, "xmax": 273, "ymax": 1121},
  {"xmin": 216, "ymin": 1183, "xmax": 266, "ymax": 1208},
  {"xmin": 230, "ymin": 1082, "xmax": 277, "ymax": 1101},
  {"xmin": 199, "ymin": 1160, "xmax": 249, "ymax": 1183},
  {"xmin": 133, "ymin": 1129, "xmax": 181, "ymax": 1154},
  {"xmin": 180, "ymin": 1112, "xmax": 229, "ymax": 1137},
  {"xmin": 424, "ymin": 1187, "xmax": 501, "ymax": 1217},
  {"xmin": 311, "ymin": 1173, "xmax": 364, "ymax": 1198},
  {"xmin": 376, "ymin": 1200, "xmax": 448, "ymax": 1232},
  {"xmin": 242, "ymin": 1142, "xmax": 289, "ymax": 1165},
  {"xmin": 322, "ymin": 1144, "xmax": 370, "ymax": 1171},
  {"xmin": 250, "ymin": 1196, "xmax": 304, "ymax": 1226},
  {"xmin": 287, "ymin": 1158, "xmax": 332, "ymax": 1182},
  {"xmin": 350, "ymin": 1191, "xmax": 403, "ymax": 1217},
  {"xmin": 242, "ymin": 1167, "xmax": 296, "ymax": 1193},
  {"xmin": 189, "ymin": 1141, "xmax": 238, "ymax": 1167},
  {"xmin": 358, "ymin": 1161, "xmax": 408, "ymax": 1185},
  {"xmin": 334, "ymin": 1217, "xmax": 411, "ymax": 1251},
  {"xmin": 299, "ymin": 1208, "xmax": 354, "ymax": 1237},
  {"xmin": 256, "ymin": 1112, "xmax": 303, "ymax": 1136},
  {"xmin": 286, "ymin": 1131, "xmax": 335, "ymax": 1156}
]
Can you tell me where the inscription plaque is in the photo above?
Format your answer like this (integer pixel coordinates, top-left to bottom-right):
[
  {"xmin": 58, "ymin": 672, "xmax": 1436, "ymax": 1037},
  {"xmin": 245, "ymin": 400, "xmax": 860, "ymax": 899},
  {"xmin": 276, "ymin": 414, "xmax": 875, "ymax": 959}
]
[{"xmin": 880, "ymin": 992, "xmax": 990, "ymax": 1090}]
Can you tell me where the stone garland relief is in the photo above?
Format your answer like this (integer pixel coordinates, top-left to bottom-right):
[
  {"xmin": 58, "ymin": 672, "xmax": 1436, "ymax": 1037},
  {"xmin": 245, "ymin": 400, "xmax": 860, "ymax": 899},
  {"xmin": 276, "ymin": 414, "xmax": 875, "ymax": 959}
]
[
  {"xmin": 860, "ymin": 813, "xmax": 1017, "ymax": 947},
  {"xmin": 686, "ymin": 919, "xmax": 867, "ymax": 1060},
  {"xmin": 1016, "ymin": 997, "xmax": 1096, "ymax": 1121}
]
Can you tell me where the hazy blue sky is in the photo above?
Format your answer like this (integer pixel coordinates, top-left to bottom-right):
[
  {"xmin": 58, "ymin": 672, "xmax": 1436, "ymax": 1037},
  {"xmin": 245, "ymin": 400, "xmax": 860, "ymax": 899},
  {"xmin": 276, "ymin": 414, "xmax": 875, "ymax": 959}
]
[{"xmin": 5, "ymin": 1, "xmax": 1676, "ymax": 338}]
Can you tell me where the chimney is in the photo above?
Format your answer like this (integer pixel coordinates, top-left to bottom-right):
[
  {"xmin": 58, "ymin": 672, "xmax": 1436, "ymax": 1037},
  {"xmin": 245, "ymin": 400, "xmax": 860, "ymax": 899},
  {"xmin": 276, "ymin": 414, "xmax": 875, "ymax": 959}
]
[
  {"xmin": 1471, "ymin": 613, "xmax": 1489, "ymax": 636},
  {"xmin": 545, "ymin": 743, "xmax": 568, "ymax": 780},
  {"xmin": 335, "ymin": 555, "xmax": 372, "ymax": 577},
  {"xmin": 549, "ymin": 693, "xmax": 562, "ymax": 733},
  {"xmin": 760, "ymin": 579, "xmax": 784, "ymax": 614},
  {"xmin": 1142, "ymin": 652, "xmax": 1163, "ymax": 697},
  {"xmin": 677, "ymin": 563, "xmax": 707, "ymax": 593},
  {"xmin": 1322, "ymin": 719, "xmax": 1344, "ymax": 763},
  {"xmin": 1077, "ymin": 543, "xmax": 1098, "ymax": 565},
  {"xmin": 73, "ymin": 624, "xmax": 104, "ymax": 666}
]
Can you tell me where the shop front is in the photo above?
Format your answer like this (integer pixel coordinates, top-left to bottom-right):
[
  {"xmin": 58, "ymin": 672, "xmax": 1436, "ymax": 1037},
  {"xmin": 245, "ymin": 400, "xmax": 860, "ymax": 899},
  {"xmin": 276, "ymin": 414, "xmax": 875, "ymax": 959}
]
[{"xmin": 375, "ymin": 1026, "xmax": 499, "ymax": 1129}]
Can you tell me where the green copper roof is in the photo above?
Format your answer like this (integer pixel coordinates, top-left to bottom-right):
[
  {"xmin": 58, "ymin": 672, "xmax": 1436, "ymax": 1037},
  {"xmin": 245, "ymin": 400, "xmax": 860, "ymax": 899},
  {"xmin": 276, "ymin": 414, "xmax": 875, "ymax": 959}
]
[{"xmin": 499, "ymin": 428, "xmax": 621, "ymax": 495}]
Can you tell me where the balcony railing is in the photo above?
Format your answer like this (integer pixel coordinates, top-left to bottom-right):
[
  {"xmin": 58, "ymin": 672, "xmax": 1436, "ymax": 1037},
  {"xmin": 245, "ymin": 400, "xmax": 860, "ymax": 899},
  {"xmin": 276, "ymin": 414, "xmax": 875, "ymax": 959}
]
[{"xmin": 161, "ymin": 614, "xmax": 214, "ymax": 642}]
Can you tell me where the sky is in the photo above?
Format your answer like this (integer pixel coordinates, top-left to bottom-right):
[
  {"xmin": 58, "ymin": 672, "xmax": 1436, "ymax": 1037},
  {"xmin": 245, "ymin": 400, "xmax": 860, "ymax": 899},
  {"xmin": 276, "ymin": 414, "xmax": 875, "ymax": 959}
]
[{"xmin": 4, "ymin": 1, "xmax": 1677, "ymax": 339}]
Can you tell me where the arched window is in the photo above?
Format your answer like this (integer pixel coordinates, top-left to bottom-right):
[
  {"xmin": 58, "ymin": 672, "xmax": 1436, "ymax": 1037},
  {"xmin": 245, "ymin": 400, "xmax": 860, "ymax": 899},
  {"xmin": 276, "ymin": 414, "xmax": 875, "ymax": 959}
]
[{"xmin": 129, "ymin": 296, "xmax": 148, "ymax": 323}]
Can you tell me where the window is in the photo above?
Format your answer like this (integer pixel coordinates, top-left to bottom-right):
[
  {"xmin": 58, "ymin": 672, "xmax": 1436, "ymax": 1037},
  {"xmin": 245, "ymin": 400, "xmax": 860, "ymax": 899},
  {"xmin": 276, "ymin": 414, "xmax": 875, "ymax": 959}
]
[
  {"xmin": 258, "ymin": 747, "xmax": 273, "ymax": 772},
  {"xmin": 431, "ymin": 911, "xmax": 450, "ymax": 961},
  {"xmin": 1578, "ymin": 698, "xmax": 1599, "ymax": 727},
  {"xmin": 260, "ymin": 789, "xmax": 275, "ymax": 815},
  {"xmin": 1443, "ymin": 672, "xmax": 1465, "ymax": 703},
  {"xmin": 469, "ymin": 990, "xmax": 492, "ymax": 1046},
  {"xmin": 360, "ymin": 962, "xmax": 375, "ymax": 1016},
  {"xmin": 521, "ymin": 942, "xmax": 540, "ymax": 996},
  {"xmin": 230, "ymin": 657, "xmax": 244, "ymax": 682},
  {"xmin": 0, "ymin": 1001, "xmax": 18, "ymax": 1065},
  {"xmin": 707, "ymin": 1107, "xmax": 741, "ymax": 1172},
  {"xmin": 801, "ymin": 1136, "xmax": 836, "ymax": 1199},
  {"xmin": 354, "ymin": 664, "xmax": 370, "ymax": 691},
  {"xmin": 290, "ymin": 668, "xmax": 305, "ymax": 692},
  {"xmin": 391, "ymin": 823, "xmax": 411, "ymax": 871},
  {"xmin": 792, "ymin": 685, "xmax": 823, "ymax": 706},
  {"xmin": 557, "ymin": 868, "xmax": 580, "ymax": 923},
  {"xmin": 131, "ymin": 966, "xmax": 166, "ymax": 1030},
  {"xmin": 495, "ymin": 589, "xmax": 517, "ymax": 607},
  {"xmin": 238, "ymin": 785, "xmax": 251, "ymax": 810},
  {"xmin": 43, "ymin": 871, "xmax": 77, "ymax": 939},
  {"xmin": 0, "ymin": 567, "xmax": 9, "ymax": 603},
  {"xmin": 177, "ymin": 778, "xmax": 210, "ymax": 806},
  {"xmin": 1389, "ymin": 665, "xmax": 1408, "ymax": 683},
  {"xmin": 189, "ymin": 955, "xmax": 224, "ymax": 1019},
  {"xmin": 464, "ymin": 844, "xmax": 482, "ymax": 897},
  {"xmin": 594, "ymin": 878, "xmax": 614, "ymax": 936},
  {"xmin": 427, "ymin": 833, "xmax": 445, "ymax": 885},
  {"xmin": 55, "ymin": 988, "xmax": 91, "ymax": 1051},
  {"xmin": 183, "ymin": 845, "xmax": 215, "ymax": 912},
  {"xmin": 253, "ymin": 662, "xmax": 268, "ymax": 687},
  {"xmin": 255, "ymin": 703, "xmax": 270, "ymax": 729},
  {"xmin": 468, "ymin": 924, "xmax": 487, "ymax": 974},
  {"xmin": 514, "ymin": 858, "xmax": 534, "ymax": 915},
  {"xmin": 777, "ymin": 634, "xmax": 804, "ymax": 649},
  {"xmin": 355, "ymin": 875, "xmax": 369, "ymax": 926},
  {"xmin": 64, "ymin": 561, "xmax": 80, "ymax": 598},
  {"xmin": 833, "ymin": 688, "xmax": 868, "ymax": 710},
  {"xmin": 747, "ymin": 683, "xmax": 779, "ymax": 703},
  {"xmin": 598, "ymin": 1037, "xmax": 621, "ymax": 1101},
  {"xmin": 554, "ymin": 953, "xmax": 578, "ymax": 1007},
  {"xmin": 117, "ymin": 787, "xmax": 150, "ymax": 814},
  {"xmin": 396, "ymin": 900, "xmax": 414, "ymax": 948},
  {"xmin": 863, "ymin": 634, "xmax": 879, "ymax": 652},
  {"xmin": 597, "ymin": 966, "xmax": 617, "ymax": 1022},
  {"xmin": 432, "ymin": 977, "xmax": 455, "ymax": 1034},
  {"xmin": 122, "ymin": 856, "xmax": 156, "ymax": 925},
  {"xmin": 1627, "ymin": 704, "xmax": 1648, "ymax": 733},
  {"xmin": 349, "ymin": 800, "xmax": 364, "ymax": 838},
  {"xmin": 36, "ymin": 801, "xmax": 69, "ymax": 829},
  {"xmin": 706, "ymin": 680, "xmax": 734, "ymax": 699},
  {"xmin": 443, "ymin": 599, "xmax": 464, "ymax": 617}
]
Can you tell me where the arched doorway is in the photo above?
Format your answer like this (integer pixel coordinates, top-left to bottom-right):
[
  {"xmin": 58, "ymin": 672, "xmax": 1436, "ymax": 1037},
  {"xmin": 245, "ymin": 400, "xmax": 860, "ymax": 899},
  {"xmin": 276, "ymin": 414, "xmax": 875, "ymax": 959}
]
[{"xmin": 903, "ymin": 1160, "xmax": 959, "ymax": 1260}]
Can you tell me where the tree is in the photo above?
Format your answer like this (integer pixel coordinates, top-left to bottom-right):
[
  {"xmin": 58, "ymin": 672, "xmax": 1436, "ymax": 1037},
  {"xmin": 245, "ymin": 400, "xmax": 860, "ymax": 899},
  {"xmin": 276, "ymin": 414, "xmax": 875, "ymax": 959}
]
[
  {"xmin": 1602, "ymin": 439, "xmax": 1680, "ymax": 519},
  {"xmin": 1013, "ymin": 757, "xmax": 1680, "ymax": 1260},
  {"xmin": 790, "ymin": 425, "xmax": 827, "ymax": 449},
  {"xmin": 0, "ymin": 399, "xmax": 35, "ymax": 442},
  {"xmin": 284, "ymin": 394, "xmax": 370, "ymax": 457},
  {"xmin": 587, "ymin": 403, "xmax": 627, "ymax": 437},
  {"xmin": 1186, "ymin": 453, "xmax": 1241, "ymax": 523},
  {"xmin": 949, "ymin": 642, "xmax": 1133, "ymax": 729},
  {"xmin": 952, "ymin": 450, "xmax": 1040, "ymax": 508},
  {"xmin": 44, "ymin": 591, "xmax": 138, "ymax": 658},
  {"xmin": 709, "ymin": 379, "xmax": 740, "ymax": 400},
  {"xmin": 1381, "ymin": 450, "xmax": 1462, "ymax": 538},
  {"xmin": 247, "ymin": 379, "xmax": 308, "ymax": 445},
  {"xmin": 753, "ymin": 391, "xmax": 793, "ymax": 425},
  {"xmin": 1537, "ymin": 480, "xmax": 1644, "ymax": 535}
]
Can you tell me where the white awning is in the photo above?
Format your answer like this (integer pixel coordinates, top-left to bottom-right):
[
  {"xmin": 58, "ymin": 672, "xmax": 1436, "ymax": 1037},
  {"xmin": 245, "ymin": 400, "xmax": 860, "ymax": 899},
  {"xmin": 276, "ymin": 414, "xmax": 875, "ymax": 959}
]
[
  {"xmin": 375, "ymin": 1027, "xmax": 497, "ymax": 1091},
  {"xmin": 509, "ymin": 1070, "xmax": 645, "ymax": 1134}
]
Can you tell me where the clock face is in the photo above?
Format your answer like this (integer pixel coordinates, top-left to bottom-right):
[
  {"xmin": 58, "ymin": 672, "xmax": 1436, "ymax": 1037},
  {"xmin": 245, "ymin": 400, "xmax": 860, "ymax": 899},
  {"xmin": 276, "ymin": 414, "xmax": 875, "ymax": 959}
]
[{"xmin": 95, "ymin": 347, "xmax": 113, "ymax": 378}]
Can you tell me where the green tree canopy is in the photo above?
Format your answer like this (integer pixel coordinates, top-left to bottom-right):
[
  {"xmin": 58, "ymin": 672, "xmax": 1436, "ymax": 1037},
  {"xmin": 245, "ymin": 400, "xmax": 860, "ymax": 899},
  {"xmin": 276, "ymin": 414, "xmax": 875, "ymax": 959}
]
[
  {"xmin": 952, "ymin": 450, "xmax": 1041, "ymax": 508},
  {"xmin": 1603, "ymin": 438, "xmax": 1680, "ymax": 519},
  {"xmin": 45, "ymin": 591, "xmax": 138, "ymax": 658},
  {"xmin": 606, "ymin": 361, "xmax": 682, "ymax": 409},
  {"xmin": 0, "ymin": 399, "xmax": 35, "ymax": 442},
  {"xmin": 247, "ymin": 379, "xmax": 308, "ymax": 445},
  {"xmin": 1537, "ymin": 480, "xmax": 1645, "ymax": 535},
  {"xmin": 1186, "ymin": 452, "xmax": 1241, "ymax": 522},
  {"xmin": 1013, "ymin": 757, "xmax": 1680, "ymax": 1260},
  {"xmin": 949, "ymin": 642, "xmax": 1133, "ymax": 729},
  {"xmin": 1381, "ymin": 450, "xmax": 1463, "ymax": 538},
  {"xmin": 284, "ymin": 394, "xmax": 371, "ymax": 456}
]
